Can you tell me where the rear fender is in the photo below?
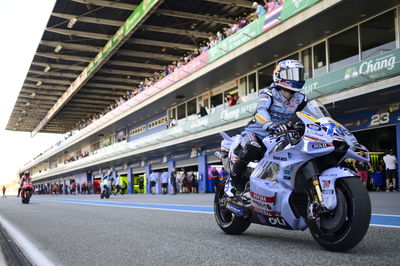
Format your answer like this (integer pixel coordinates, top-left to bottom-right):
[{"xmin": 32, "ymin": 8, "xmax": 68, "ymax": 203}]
[{"xmin": 318, "ymin": 167, "xmax": 357, "ymax": 210}]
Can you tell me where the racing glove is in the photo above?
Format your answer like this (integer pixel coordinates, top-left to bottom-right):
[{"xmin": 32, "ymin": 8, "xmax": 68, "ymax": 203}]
[{"xmin": 268, "ymin": 123, "xmax": 288, "ymax": 135}]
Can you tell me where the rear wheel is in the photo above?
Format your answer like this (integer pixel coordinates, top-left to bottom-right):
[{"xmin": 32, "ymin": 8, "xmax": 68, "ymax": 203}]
[
  {"xmin": 214, "ymin": 180, "xmax": 251, "ymax": 235},
  {"xmin": 309, "ymin": 177, "xmax": 371, "ymax": 251}
]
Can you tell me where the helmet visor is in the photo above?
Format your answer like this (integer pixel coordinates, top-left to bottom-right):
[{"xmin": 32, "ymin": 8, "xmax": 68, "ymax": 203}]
[{"xmin": 279, "ymin": 68, "xmax": 305, "ymax": 82}]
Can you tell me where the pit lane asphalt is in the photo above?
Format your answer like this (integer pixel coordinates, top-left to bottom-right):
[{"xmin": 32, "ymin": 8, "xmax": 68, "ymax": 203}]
[{"xmin": 0, "ymin": 193, "xmax": 399, "ymax": 266}]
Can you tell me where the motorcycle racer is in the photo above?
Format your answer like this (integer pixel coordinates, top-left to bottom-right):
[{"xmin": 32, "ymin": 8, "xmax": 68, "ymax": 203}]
[
  {"xmin": 225, "ymin": 59, "xmax": 308, "ymax": 197},
  {"xmin": 17, "ymin": 170, "xmax": 31, "ymax": 197}
]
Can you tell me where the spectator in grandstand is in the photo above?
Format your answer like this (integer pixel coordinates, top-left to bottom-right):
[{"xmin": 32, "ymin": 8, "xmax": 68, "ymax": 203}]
[
  {"xmin": 176, "ymin": 170, "xmax": 183, "ymax": 193},
  {"xmin": 234, "ymin": 95, "xmax": 243, "ymax": 104},
  {"xmin": 225, "ymin": 94, "xmax": 237, "ymax": 107},
  {"xmin": 52, "ymin": 183, "xmax": 58, "ymax": 196},
  {"xmin": 210, "ymin": 104, "xmax": 216, "ymax": 114},
  {"xmin": 170, "ymin": 168, "xmax": 177, "ymax": 195},
  {"xmin": 237, "ymin": 16, "xmax": 249, "ymax": 29},
  {"xmin": 191, "ymin": 171, "xmax": 198, "ymax": 193},
  {"xmin": 71, "ymin": 182, "xmax": 76, "ymax": 195},
  {"xmin": 198, "ymin": 104, "xmax": 208, "ymax": 117},
  {"xmin": 264, "ymin": 0, "xmax": 279, "ymax": 12},
  {"xmin": 353, "ymin": 151, "xmax": 373, "ymax": 187},
  {"xmin": 383, "ymin": 149, "xmax": 398, "ymax": 192},
  {"xmin": 181, "ymin": 169, "xmax": 188, "ymax": 193},
  {"xmin": 166, "ymin": 117, "xmax": 177, "ymax": 128},
  {"xmin": 161, "ymin": 171, "xmax": 169, "ymax": 194},
  {"xmin": 212, "ymin": 167, "xmax": 220, "ymax": 192},
  {"xmin": 149, "ymin": 171, "xmax": 158, "ymax": 194},
  {"xmin": 251, "ymin": 2, "xmax": 266, "ymax": 18},
  {"xmin": 216, "ymin": 31, "xmax": 224, "ymax": 43}
]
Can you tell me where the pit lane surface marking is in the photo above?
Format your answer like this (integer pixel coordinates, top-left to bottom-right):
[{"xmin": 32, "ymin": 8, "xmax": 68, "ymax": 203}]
[{"xmin": 33, "ymin": 197, "xmax": 400, "ymax": 228}]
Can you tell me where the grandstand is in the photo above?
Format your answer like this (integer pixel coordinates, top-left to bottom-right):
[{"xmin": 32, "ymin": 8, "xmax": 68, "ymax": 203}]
[{"xmin": 8, "ymin": 0, "xmax": 400, "ymax": 193}]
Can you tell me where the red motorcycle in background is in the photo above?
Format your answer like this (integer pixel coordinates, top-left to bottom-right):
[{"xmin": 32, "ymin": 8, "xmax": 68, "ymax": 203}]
[{"xmin": 21, "ymin": 182, "xmax": 33, "ymax": 204}]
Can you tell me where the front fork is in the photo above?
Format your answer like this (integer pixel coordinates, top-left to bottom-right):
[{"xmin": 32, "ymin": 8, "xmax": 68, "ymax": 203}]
[{"xmin": 302, "ymin": 161, "xmax": 327, "ymax": 219}]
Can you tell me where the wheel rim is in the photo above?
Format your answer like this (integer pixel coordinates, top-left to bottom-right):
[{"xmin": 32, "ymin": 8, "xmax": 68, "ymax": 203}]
[
  {"xmin": 317, "ymin": 180, "xmax": 354, "ymax": 243},
  {"xmin": 214, "ymin": 182, "xmax": 234, "ymax": 227}
]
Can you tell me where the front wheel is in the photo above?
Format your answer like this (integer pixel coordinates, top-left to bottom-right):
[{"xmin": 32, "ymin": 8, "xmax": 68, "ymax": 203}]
[
  {"xmin": 100, "ymin": 191, "xmax": 105, "ymax": 199},
  {"xmin": 214, "ymin": 180, "xmax": 251, "ymax": 235},
  {"xmin": 309, "ymin": 177, "xmax": 371, "ymax": 251}
]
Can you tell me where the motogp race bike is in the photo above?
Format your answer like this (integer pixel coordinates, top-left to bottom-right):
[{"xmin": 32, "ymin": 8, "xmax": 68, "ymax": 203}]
[
  {"xmin": 215, "ymin": 100, "xmax": 371, "ymax": 251},
  {"xmin": 100, "ymin": 179, "xmax": 112, "ymax": 199},
  {"xmin": 21, "ymin": 182, "xmax": 34, "ymax": 204}
]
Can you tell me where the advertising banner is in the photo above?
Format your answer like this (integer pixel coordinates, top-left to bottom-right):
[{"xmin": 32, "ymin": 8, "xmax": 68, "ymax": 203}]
[
  {"xmin": 302, "ymin": 48, "xmax": 400, "ymax": 99},
  {"xmin": 280, "ymin": 0, "xmax": 321, "ymax": 21}
]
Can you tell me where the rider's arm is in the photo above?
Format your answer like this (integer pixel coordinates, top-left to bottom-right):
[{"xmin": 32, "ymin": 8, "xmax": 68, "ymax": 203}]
[
  {"xmin": 295, "ymin": 95, "xmax": 308, "ymax": 112},
  {"xmin": 254, "ymin": 90, "xmax": 273, "ymax": 130}
]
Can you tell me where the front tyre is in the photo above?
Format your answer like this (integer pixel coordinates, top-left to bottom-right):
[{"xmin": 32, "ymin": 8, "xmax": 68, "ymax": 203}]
[
  {"xmin": 310, "ymin": 177, "xmax": 371, "ymax": 251},
  {"xmin": 214, "ymin": 180, "xmax": 251, "ymax": 235}
]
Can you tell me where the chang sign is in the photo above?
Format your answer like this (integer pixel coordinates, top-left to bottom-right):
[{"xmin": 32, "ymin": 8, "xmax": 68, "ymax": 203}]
[{"xmin": 302, "ymin": 48, "xmax": 400, "ymax": 99}]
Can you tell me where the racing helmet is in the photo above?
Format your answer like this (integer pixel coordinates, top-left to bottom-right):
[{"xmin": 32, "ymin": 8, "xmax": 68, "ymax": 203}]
[{"xmin": 273, "ymin": 59, "xmax": 306, "ymax": 92}]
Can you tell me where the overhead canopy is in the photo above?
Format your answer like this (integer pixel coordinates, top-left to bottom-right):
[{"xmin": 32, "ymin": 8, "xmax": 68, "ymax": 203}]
[{"xmin": 7, "ymin": 0, "xmax": 252, "ymax": 133}]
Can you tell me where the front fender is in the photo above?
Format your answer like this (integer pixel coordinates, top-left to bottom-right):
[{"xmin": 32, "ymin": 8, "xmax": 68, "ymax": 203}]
[{"xmin": 318, "ymin": 167, "xmax": 357, "ymax": 210}]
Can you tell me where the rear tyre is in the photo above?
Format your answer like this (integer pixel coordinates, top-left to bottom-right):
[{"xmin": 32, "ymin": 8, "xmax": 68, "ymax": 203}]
[
  {"xmin": 309, "ymin": 177, "xmax": 371, "ymax": 251},
  {"xmin": 214, "ymin": 180, "xmax": 251, "ymax": 235},
  {"xmin": 105, "ymin": 193, "xmax": 110, "ymax": 199}
]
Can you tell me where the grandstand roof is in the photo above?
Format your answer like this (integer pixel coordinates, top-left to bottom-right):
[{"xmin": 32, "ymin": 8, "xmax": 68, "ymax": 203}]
[{"xmin": 6, "ymin": 0, "xmax": 252, "ymax": 134}]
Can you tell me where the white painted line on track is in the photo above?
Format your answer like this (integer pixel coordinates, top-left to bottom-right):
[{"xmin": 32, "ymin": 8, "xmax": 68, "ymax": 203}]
[
  {"xmin": 0, "ymin": 215, "xmax": 55, "ymax": 266},
  {"xmin": 372, "ymin": 213, "xmax": 400, "ymax": 217},
  {"xmin": 369, "ymin": 224, "xmax": 400, "ymax": 229},
  {"xmin": 42, "ymin": 200, "xmax": 214, "ymax": 214}
]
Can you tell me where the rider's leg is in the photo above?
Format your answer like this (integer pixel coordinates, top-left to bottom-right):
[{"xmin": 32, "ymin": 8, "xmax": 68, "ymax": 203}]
[{"xmin": 230, "ymin": 133, "xmax": 264, "ymax": 193}]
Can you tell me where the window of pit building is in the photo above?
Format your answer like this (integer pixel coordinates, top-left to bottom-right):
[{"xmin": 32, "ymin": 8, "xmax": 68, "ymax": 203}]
[
  {"xmin": 258, "ymin": 63, "xmax": 275, "ymax": 89},
  {"xmin": 328, "ymin": 26, "xmax": 359, "ymax": 71},
  {"xmin": 313, "ymin": 41, "xmax": 327, "ymax": 76},
  {"xmin": 238, "ymin": 77, "xmax": 247, "ymax": 98},
  {"xmin": 129, "ymin": 125, "xmax": 146, "ymax": 136},
  {"xmin": 168, "ymin": 107, "xmax": 177, "ymax": 120},
  {"xmin": 177, "ymin": 103, "xmax": 186, "ymax": 120},
  {"xmin": 360, "ymin": 10, "xmax": 396, "ymax": 60},
  {"xmin": 210, "ymin": 93, "xmax": 223, "ymax": 108},
  {"xmin": 148, "ymin": 117, "xmax": 168, "ymax": 129},
  {"xmin": 90, "ymin": 141, "xmax": 100, "ymax": 153},
  {"xmin": 248, "ymin": 72, "xmax": 257, "ymax": 94},
  {"xmin": 187, "ymin": 98, "xmax": 197, "ymax": 116},
  {"xmin": 301, "ymin": 47, "xmax": 313, "ymax": 79}
]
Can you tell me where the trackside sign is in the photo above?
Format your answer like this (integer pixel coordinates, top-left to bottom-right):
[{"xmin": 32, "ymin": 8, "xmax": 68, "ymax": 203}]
[
  {"xmin": 301, "ymin": 48, "xmax": 400, "ymax": 99},
  {"xmin": 32, "ymin": 0, "xmax": 161, "ymax": 136}
]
